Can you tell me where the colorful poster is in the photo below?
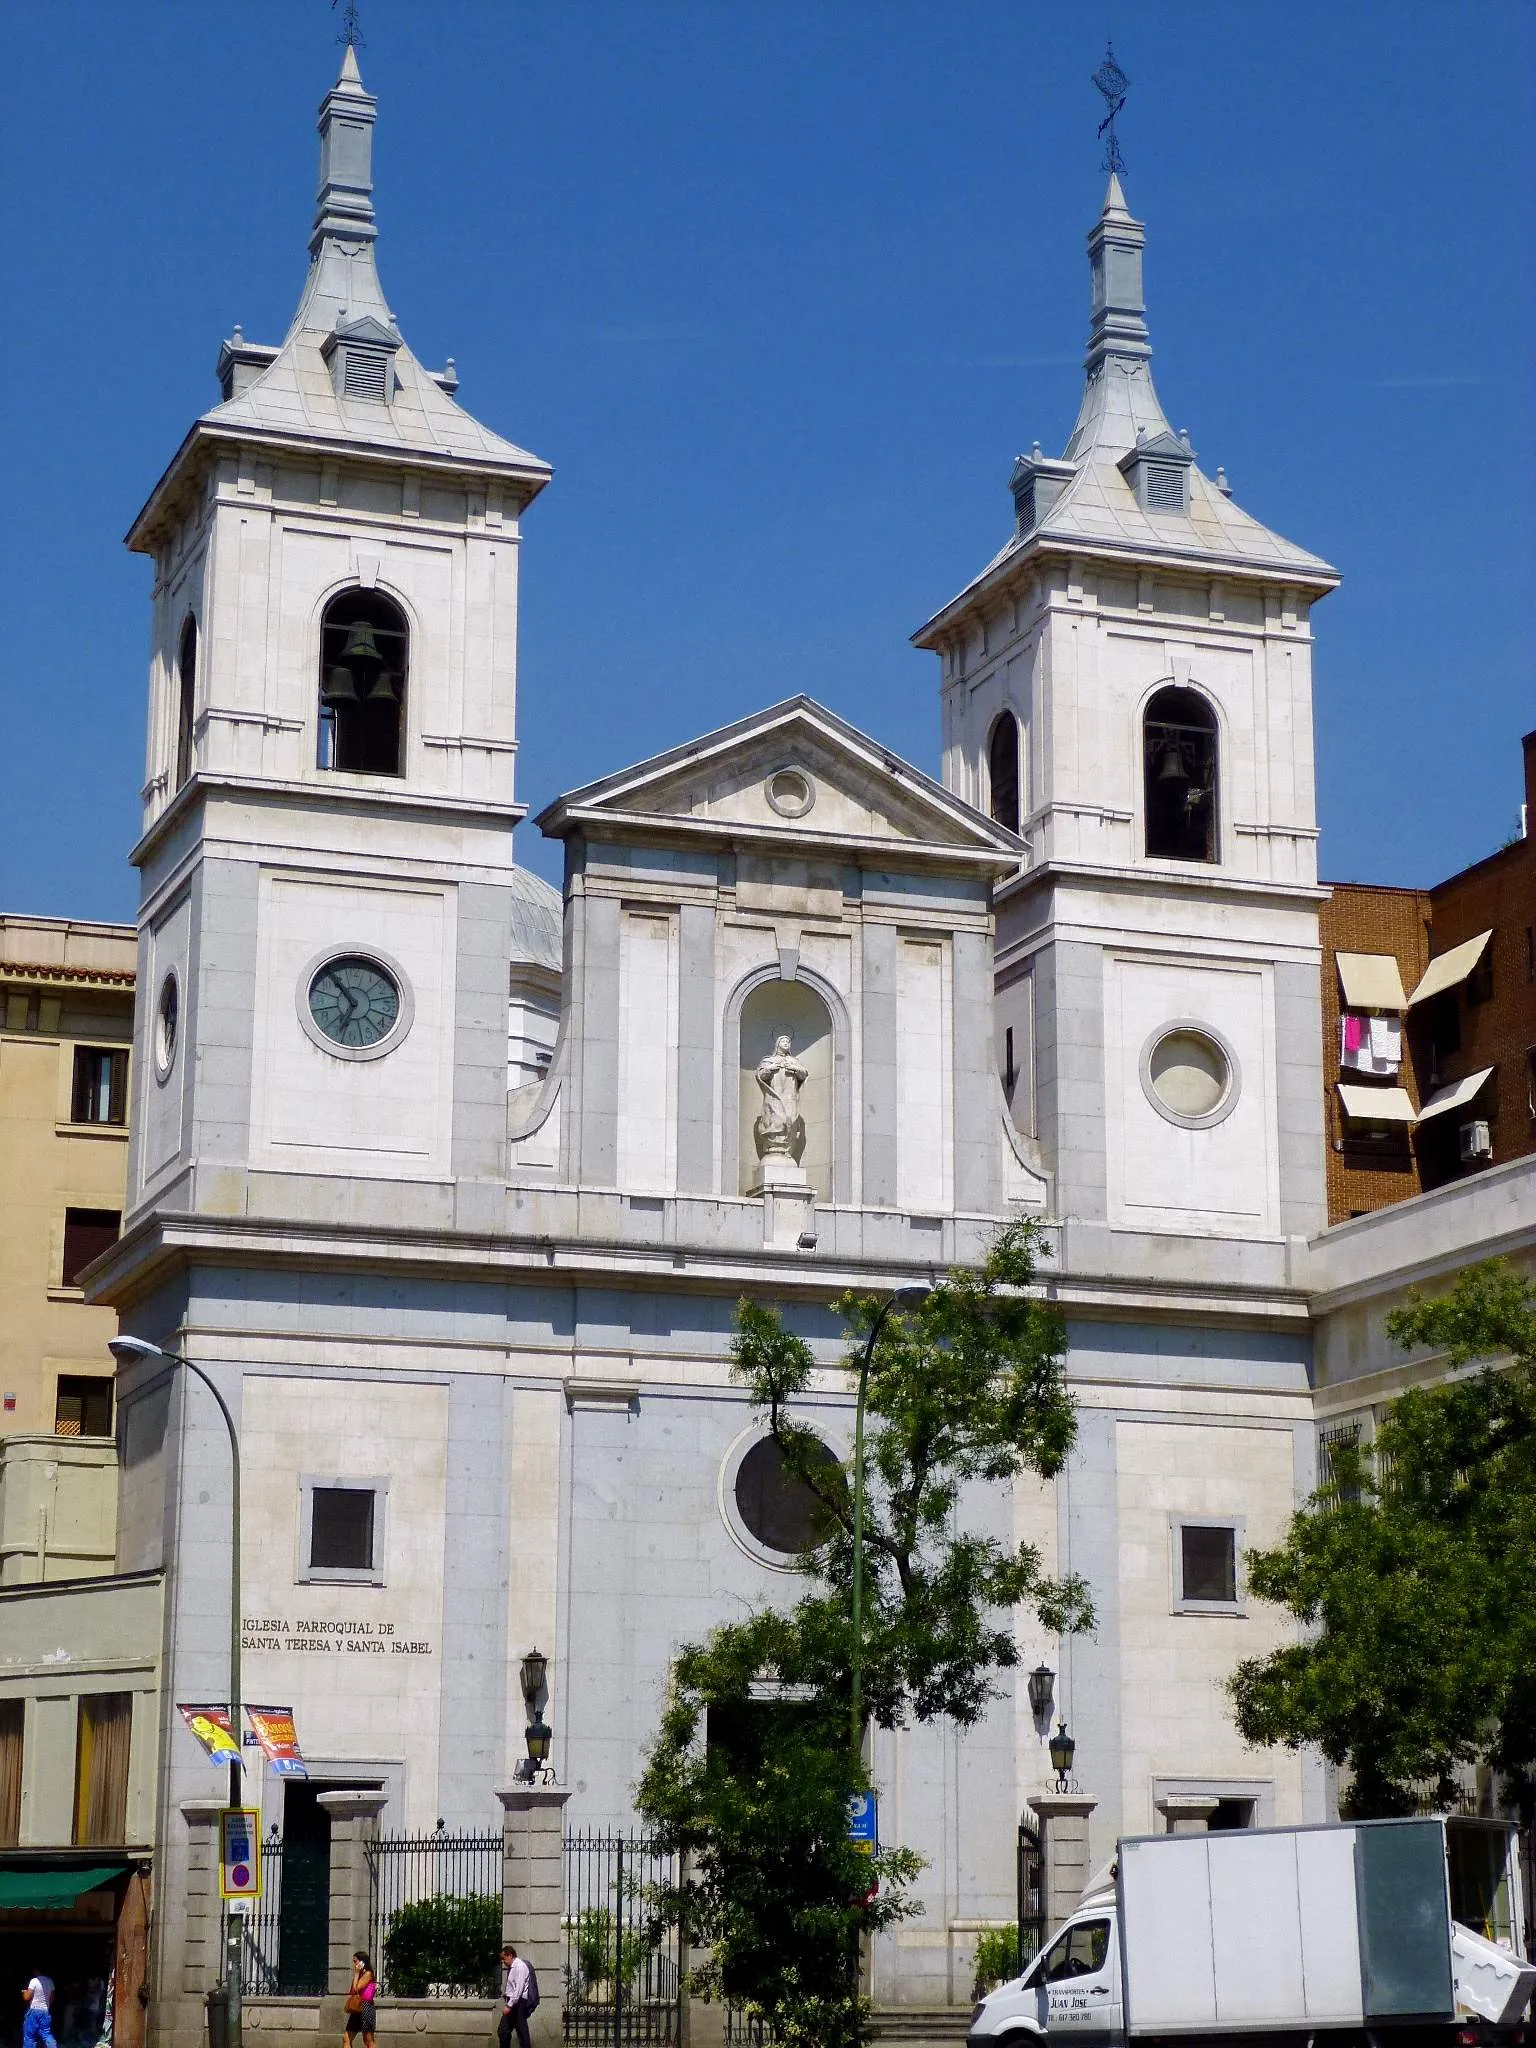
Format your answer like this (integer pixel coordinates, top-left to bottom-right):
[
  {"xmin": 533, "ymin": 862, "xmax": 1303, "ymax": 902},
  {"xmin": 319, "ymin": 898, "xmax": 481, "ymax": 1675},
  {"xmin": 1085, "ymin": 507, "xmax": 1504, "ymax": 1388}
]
[
  {"xmin": 847, "ymin": 1790, "xmax": 878, "ymax": 1856},
  {"xmin": 245, "ymin": 1704, "xmax": 308, "ymax": 1778},
  {"xmin": 178, "ymin": 1704, "xmax": 242, "ymax": 1765}
]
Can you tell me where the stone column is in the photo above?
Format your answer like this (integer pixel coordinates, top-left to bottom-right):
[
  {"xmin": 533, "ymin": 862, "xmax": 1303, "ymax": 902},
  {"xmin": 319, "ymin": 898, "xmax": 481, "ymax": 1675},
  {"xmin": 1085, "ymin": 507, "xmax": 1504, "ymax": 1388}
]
[
  {"xmin": 497, "ymin": 1784, "xmax": 572, "ymax": 2048},
  {"xmin": 1155, "ymin": 1794, "xmax": 1219, "ymax": 1836},
  {"xmin": 318, "ymin": 1789, "xmax": 389, "ymax": 2032},
  {"xmin": 1028, "ymin": 1793, "xmax": 1098, "ymax": 1935}
]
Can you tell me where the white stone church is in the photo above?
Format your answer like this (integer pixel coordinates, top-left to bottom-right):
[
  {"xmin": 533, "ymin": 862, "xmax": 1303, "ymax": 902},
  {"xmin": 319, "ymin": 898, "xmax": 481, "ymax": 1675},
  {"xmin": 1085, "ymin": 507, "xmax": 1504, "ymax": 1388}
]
[{"xmin": 98, "ymin": 47, "xmax": 1345, "ymax": 2014}]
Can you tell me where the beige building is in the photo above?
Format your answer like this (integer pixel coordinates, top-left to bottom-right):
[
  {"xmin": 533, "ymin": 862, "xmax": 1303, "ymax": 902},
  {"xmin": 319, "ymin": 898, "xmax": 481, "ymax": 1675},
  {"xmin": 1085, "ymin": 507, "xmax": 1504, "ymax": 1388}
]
[{"xmin": 0, "ymin": 913, "xmax": 134, "ymax": 1582}]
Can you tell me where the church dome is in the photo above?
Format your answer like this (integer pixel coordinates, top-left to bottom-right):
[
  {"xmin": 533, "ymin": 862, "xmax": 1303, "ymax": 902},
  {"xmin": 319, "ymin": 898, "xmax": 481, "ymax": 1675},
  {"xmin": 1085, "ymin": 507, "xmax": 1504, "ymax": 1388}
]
[{"xmin": 508, "ymin": 865, "xmax": 563, "ymax": 975}]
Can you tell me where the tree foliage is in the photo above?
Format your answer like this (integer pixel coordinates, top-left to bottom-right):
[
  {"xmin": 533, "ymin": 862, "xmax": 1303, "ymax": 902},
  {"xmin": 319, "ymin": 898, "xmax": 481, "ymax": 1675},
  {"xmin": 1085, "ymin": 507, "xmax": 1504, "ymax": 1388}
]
[
  {"xmin": 1229, "ymin": 1259, "xmax": 1536, "ymax": 1815},
  {"xmin": 637, "ymin": 1218, "xmax": 1091, "ymax": 2045}
]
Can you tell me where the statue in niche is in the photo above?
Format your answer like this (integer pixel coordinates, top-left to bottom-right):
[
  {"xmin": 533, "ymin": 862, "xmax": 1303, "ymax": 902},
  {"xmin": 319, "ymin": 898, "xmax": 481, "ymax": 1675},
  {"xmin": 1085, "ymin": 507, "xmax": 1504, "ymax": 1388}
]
[{"xmin": 754, "ymin": 1033, "xmax": 808, "ymax": 1164}]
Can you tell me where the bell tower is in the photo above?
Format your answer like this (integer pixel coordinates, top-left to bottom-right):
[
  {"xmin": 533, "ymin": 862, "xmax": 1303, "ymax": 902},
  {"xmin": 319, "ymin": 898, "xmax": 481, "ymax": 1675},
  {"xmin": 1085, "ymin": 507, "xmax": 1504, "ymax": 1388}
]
[
  {"xmin": 121, "ymin": 49, "xmax": 552, "ymax": 1223},
  {"xmin": 914, "ymin": 174, "xmax": 1337, "ymax": 1251}
]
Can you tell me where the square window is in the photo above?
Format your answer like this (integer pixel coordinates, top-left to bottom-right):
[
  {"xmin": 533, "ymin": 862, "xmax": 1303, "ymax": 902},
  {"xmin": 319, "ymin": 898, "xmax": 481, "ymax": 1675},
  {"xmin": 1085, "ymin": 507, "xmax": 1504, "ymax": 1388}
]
[
  {"xmin": 61, "ymin": 1209, "xmax": 121, "ymax": 1288},
  {"xmin": 299, "ymin": 1478, "xmax": 387, "ymax": 1583},
  {"xmin": 1174, "ymin": 1520, "xmax": 1242, "ymax": 1611},
  {"xmin": 71, "ymin": 1047, "xmax": 128, "ymax": 1125},
  {"xmin": 310, "ymin": 1488, "xmax": 375, "ymax": 1571},
  {"xmin": 56, "ymin": 1375, "xmax": 113, "ymax": 1439}
]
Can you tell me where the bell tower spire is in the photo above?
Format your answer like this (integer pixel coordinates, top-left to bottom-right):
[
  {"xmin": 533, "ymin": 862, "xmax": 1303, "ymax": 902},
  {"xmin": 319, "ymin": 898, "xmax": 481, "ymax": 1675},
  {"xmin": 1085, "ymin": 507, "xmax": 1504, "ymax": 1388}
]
[{"xmin": 294, "ymin": 44, "xmax": 393, "ymax": 338}]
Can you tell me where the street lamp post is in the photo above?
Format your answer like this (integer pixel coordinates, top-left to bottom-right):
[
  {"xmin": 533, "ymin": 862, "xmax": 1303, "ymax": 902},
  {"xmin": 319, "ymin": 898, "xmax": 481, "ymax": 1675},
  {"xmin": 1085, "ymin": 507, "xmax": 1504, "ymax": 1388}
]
[
  {"xmin": 110, "ymin": 1335, "xmax": 244, "ymax": 2045},
  {"xmin": 848, "ymin": 1285, "xmax": 929, "ymax": 1761}
]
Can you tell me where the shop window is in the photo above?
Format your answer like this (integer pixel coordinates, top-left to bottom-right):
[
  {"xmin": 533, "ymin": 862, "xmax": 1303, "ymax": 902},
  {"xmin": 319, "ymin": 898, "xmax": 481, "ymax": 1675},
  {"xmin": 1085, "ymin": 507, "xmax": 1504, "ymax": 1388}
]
[
  {"xmin": 1144, "ymin": 686, "xmax": 1218, "ymax": 862},
  {"xmin": 71, "ymin": 1046, "xmax": 128, "ymax": 1125},
  {"xmin": 1174, "ymin": 1519, "xmax": 1241, "ymax": 1611},
  {"xmin": 56, "ymin": 1375, "xmax": 114, "ymax": 1439},
  {"xmin": 0, "ymin": 1700, "xmax": 21, "ymax": 1847},
  {"xmin": 317, "ymin": 589, "xmax": 407, "ymax": 776},
  {"xmin": 61, "ymin": 1209, "xmax": 121, "ymax": 1289},
  {"xmin": 74, "ymin": 1692, "xmax": 132, "ymax": 1845},
  {"xmin": 175, "ymin": 615, "xmax": 197, "ymax": 790},
  {"xmin": 988, "ymin": 711, "xmax": 1021, "ymax": 834},
  {"xmin": 302, "ymin": 1480, "xmax": 385, "ymax": 1581}
]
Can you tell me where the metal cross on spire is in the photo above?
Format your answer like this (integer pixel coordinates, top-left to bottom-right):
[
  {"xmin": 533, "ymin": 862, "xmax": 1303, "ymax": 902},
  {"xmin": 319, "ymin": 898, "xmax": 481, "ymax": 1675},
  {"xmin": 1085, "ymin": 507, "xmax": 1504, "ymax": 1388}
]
[
  {"xmin": 1092, "ymin": 42, "xmax": 1129, "ymax": 175},
  {"xmin": 333, "ymin": 0, "xmax": 363, "ymax": 48}
]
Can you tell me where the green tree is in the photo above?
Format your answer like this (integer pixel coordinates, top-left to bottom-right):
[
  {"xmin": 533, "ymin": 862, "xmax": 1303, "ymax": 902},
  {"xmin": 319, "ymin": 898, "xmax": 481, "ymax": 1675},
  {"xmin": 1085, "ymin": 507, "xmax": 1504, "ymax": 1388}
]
[
  {"xmin": 1229, "ymin": 1259, "xmax": 1536, "ymax": 1815},
  {"xmin": 638, "ymin": 1218, "xmax": 1092, "ymax": 2047}
]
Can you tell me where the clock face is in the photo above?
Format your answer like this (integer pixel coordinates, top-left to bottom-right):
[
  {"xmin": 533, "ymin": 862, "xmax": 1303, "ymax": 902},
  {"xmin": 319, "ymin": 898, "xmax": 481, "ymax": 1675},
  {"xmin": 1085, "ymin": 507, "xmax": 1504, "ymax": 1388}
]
[{"xmin": 307, "ymin": 956, "xmax": 401, "ymax": 1050}]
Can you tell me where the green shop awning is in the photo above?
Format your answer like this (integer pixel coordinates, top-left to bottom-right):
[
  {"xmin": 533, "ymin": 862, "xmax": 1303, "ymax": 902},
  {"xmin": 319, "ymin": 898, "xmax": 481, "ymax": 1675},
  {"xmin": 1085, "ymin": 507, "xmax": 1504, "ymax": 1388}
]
[{"xmin": 0, "ymin": 1865, "xmax": 128, "ymax": 1910}]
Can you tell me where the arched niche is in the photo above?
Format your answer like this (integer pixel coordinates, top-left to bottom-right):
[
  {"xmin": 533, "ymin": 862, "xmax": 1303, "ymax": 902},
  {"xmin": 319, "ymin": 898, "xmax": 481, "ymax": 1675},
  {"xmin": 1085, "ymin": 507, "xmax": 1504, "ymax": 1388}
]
[
  {"xmin": 988, "ymin": 709, "xmax": 1021, "ymax": 834},
  {"xmin": 723, "ymin": 969, "xmax": 852, "ymax": 1204},
  {"xmin": 1143, "ymin": 683, "xmax": 1219, "ymax": 862},
  {"xmin": 317, "ymin": 587, "xmax": 408, "ymax": 776}
]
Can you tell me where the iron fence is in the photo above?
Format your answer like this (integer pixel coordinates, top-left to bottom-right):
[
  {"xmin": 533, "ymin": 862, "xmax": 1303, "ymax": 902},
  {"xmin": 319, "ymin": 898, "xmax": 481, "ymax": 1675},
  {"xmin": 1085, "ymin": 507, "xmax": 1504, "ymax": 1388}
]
[
  {"xmin": 563, "ymin": 1829, "xmax": 681, "ymax": 2044},
  {"xmin": 367, "ymin": 1826, "xmax": 504, "ymax": 1997}
]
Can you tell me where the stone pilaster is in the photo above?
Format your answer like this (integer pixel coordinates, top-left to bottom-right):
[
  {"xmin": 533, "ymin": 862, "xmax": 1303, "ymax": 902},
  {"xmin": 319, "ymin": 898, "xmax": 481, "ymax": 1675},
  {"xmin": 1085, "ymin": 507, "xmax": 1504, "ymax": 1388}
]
[
  {"xmin": 1155, "ymin": 1793, "xmax": 1219, "ymax": 1836},
  {"xmin": 1028, "ymin": 1792, "xmax": 1098, "ymax": 1935},
  {"xmin": 178, "ymin": 1798, "xmax": 228, "ymax": 1995},
  {"xmin": 318, "ymin": 1788, "xmax": 389, "ymax": 2026},
  {"xmin": 497, "ymin": 1784, "xmax": 571, "ymax": 2048}
]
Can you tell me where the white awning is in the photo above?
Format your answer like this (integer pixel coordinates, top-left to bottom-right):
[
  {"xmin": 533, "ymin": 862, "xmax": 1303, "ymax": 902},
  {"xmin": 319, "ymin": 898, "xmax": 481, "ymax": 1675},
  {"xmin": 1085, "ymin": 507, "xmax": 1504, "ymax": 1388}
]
[
  {"xmin": 1336, "ymin": 952, "xmax": 1408, "ymax": 1012},
  {"xmin": 1414, "ymin": 1068, "xmax": 1494, "ymax": 1124},
  {"xmin": 1408, "ymin": 930, "xmax": 1492, "ymax": 1006},
  {"xmin": 1338, "ymin": 1084, "xmax": 1417, "ymax": 1124}
]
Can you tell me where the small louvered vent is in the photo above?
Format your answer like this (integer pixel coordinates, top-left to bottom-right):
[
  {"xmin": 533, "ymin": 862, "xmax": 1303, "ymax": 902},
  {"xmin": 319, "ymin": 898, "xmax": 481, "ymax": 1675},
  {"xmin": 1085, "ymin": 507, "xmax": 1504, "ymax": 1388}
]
[
  {"xmin": 343, "ymin": 349, "xmax": 390, "ymax": 402},
  {"xmin": 1014, "ymin": 482, "xmax": 1036, "ymax": 533},
  {"xmin": 1145, "ymin": 462, "xmax": 1185, "ymax": 512}
]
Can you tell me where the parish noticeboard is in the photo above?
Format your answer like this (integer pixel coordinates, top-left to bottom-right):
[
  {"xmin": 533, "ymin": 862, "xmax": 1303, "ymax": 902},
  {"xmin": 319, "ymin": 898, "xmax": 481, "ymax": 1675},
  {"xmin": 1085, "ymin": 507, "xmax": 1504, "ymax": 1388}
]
[{"xmin": 219, "ymin": 1807, "xmax": 262, "ymax": 1902}]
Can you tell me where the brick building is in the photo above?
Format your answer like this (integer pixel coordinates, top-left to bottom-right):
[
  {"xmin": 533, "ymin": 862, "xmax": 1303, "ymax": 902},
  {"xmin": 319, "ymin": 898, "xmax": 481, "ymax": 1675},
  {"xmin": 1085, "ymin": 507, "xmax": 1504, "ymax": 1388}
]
[{"xmin": 1319, "ymin": 728, "xmax": 1535, "ymax": 1223}]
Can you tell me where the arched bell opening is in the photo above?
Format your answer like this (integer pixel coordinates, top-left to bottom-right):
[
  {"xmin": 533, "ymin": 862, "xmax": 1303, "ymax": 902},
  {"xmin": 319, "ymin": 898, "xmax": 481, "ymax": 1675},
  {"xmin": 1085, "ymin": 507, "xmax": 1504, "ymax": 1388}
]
[
  {"xmin": 1143, "ymin": 684, "xmax": 1218, "ymax": 862},
  {"xmin": 317, "ymin": 589, "xmax": 408, "ymax": 776}
]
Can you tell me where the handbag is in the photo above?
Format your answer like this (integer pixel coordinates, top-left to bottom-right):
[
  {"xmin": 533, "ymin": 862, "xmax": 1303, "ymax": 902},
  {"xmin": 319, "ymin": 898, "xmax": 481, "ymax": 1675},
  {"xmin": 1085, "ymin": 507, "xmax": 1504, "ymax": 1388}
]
[{"xmin": 344, "ymin": 1994, "xmax": 363, "ymax": 2015}]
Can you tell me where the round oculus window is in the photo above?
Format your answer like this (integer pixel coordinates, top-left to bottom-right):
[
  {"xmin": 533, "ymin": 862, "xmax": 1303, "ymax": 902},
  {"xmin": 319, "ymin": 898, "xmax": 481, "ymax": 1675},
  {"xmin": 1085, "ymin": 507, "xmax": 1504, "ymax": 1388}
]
[
  {"xmin": 302, "ymin": 953, "xmax": 407, "ymax": 1055},
  {"xmin": 732, "ymin": 1433, "xmax": 841, "ymax": 1557},
  {"xmin": 154, "ymin": 972, "xmax": 179, "ymax": 1080},
  {"xmin": 765, "ymin": 767, "xmax": 815, "ymax": 819},
  {"xmin": 1141, "ymin": 1024, "xmax": 1238, "ymax": 1128}
]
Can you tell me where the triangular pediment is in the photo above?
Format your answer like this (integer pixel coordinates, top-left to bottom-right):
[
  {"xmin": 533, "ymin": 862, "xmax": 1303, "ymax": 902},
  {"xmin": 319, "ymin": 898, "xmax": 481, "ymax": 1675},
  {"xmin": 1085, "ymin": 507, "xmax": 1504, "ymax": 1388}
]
[{"xmin": 536, "ymin": 697, "xmax": 1019, "ymax": 864}]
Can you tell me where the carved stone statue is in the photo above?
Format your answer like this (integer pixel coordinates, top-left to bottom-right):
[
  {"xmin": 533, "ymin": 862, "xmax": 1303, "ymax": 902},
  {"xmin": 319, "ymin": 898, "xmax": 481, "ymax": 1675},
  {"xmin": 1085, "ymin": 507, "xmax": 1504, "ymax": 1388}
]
[{"xmin": 754, "ymin": 1033, "xmax": 807, "ymax": 1164}]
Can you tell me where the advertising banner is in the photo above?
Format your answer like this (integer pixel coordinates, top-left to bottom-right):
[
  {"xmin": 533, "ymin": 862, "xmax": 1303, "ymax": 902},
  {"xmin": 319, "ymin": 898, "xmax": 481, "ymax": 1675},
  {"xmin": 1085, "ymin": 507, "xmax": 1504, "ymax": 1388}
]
[
  {"xmin": 848, "ymin": 1790, "xmax": 878, "ymax": 1855},
  {"xmin": 178, "ymin": 1704, "xmax": 242, "ymax": 1765},
  {"xmin": 246, "ymin": 1704, "xmax": 308, "ymax": 1778}
]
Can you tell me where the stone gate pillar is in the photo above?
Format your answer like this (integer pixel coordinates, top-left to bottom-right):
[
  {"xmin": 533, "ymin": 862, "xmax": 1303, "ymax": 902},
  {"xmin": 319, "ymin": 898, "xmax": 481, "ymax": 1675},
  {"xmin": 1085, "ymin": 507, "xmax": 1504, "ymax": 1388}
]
[
  {"xmin": 1155, "ymin": 1793, "xmax": 1219, "ymax": 1835},
  {"xmin": 318, "ymin": 1787, "xmax": 389, "ymax": 2030},
  {"xmin": 497, "ymin": 1783, "xmax": 572, "ymax": 2047},
  {"xmin": 1028, "ymin": 1792, "xmax": 1099, "ymax": 1936}
]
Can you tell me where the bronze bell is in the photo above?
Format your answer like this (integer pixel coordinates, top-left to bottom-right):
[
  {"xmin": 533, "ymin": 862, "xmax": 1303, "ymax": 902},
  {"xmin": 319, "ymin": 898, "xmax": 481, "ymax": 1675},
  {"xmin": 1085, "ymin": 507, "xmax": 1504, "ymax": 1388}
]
[
  {"xmin": 1156, "ymin": 741, "xmax": 1188, "ymax": 784},
  {"xmin": 340, "ymin": 621, "xmax": 385, "ymax": 664},
  {"xmin": 365, "ymin": 668, "xmax": 399, "ymax": 704},
  {"xmin": 322, "ymin": 663, "xmax": 359, "ymax": 704}
]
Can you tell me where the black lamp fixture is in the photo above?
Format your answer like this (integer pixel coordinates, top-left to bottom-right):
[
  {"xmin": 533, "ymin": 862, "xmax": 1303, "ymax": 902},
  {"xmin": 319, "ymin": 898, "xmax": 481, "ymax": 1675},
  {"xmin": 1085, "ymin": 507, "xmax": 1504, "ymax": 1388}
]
[
  {"xmin": 515, "ymin": 1648, "xmax": 554, "ymax": 1783},
  {"xmin": 1027, "ymin": 1664, "xmax": 1055, "ymax": 1719},
  {"xmin": 519, "ymin": 1647, "xmax": 548, "ymax": 1709},
  {"xmin": 1048, "ymin": 1720, "xmax": 1076, "ymax": 1791}
]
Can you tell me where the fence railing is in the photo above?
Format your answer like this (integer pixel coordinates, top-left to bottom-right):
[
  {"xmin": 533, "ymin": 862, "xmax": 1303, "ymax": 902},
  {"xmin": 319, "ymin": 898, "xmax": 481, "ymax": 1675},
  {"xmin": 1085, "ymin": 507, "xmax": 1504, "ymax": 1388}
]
[
  {"xmin": 563, "ymin": 1829, "xmax": 681, "ymax": 2045},
  {"xmin": 367, "ymin": 1826, "xmax": 504, "ymax": 1998}
]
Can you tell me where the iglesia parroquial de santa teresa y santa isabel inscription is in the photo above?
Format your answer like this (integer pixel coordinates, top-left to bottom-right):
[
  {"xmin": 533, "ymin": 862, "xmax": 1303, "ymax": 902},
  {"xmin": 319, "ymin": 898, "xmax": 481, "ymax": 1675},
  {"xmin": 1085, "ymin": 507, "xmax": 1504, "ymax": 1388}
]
[{"xmin": 242, "ymin": 1616, "xmax": 433, "ymax": 1656}]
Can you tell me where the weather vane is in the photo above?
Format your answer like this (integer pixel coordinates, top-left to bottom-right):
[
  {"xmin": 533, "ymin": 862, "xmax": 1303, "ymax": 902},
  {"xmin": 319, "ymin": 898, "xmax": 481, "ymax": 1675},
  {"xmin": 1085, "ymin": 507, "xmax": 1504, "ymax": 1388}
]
[
  {"xmin": 1092, "ymin": 42, "xmax": 1129, "ymax": 176},
  {"xmin": 333, "ymin": 0, "xmax": 363, "ymax": 48}
]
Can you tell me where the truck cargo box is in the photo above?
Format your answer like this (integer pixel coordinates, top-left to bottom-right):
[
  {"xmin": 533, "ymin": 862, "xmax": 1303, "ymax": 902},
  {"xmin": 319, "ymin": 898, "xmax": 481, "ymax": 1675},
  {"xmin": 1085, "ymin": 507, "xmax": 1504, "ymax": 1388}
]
[{"xmin": 1117, "ymin": 1818, "xmax": 1516, "ymax": 2037}]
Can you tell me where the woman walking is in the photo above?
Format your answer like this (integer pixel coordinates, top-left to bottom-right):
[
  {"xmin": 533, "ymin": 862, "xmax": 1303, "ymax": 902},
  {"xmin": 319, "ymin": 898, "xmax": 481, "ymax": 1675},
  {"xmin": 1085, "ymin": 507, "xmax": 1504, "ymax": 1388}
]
[{"xmin": 344, "ymin": 1952, "xmax": 376, "ymax": 2048}]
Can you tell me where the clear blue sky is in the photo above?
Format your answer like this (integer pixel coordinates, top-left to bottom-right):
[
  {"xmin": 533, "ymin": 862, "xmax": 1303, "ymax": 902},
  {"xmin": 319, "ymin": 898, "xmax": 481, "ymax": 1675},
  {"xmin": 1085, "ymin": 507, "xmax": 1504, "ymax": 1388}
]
[{"xmin": 1, "ymin": 0, "xmax": 1531, "ymax": 917}]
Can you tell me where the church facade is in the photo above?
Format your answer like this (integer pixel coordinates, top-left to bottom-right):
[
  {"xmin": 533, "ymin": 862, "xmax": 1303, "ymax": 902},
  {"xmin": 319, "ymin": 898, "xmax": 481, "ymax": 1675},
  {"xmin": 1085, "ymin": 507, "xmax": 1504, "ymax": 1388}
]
[{"xmin": 96, "ymin": 50, "xmax": 1338, "ymax": 2017}]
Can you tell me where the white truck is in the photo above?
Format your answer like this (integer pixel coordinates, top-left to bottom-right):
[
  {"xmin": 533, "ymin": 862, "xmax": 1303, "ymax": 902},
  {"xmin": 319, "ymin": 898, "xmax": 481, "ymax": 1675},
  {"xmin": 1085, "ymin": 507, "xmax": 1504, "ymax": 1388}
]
[{"xmin": 968, "ymin": 1816, "xmax": 1534, "ymax": 2048}]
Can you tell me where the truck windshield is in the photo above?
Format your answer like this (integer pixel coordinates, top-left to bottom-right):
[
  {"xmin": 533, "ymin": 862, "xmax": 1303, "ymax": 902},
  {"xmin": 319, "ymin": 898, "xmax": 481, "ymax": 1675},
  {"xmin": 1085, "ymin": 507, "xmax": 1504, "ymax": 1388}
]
[{"xmin": 1029, "ymin": 1919, "xmax": 1110, "ymax": 1983}]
